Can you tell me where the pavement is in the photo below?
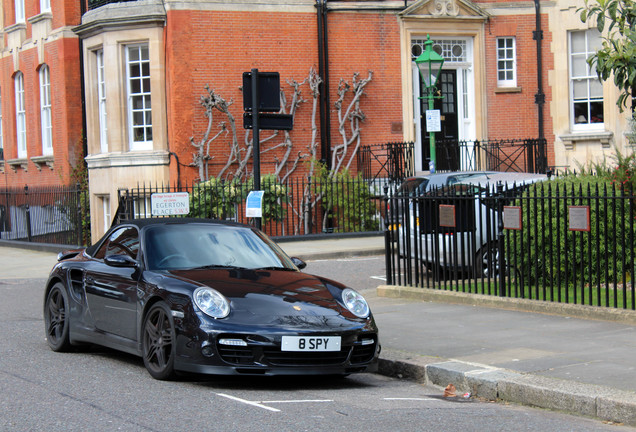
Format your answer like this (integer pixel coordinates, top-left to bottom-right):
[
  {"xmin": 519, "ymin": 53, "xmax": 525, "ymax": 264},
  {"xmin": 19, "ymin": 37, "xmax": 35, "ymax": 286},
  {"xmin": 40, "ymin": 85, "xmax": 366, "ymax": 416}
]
[{"xmin": 2, "ymin": 236, "xmax": 636, "ymax": 427}]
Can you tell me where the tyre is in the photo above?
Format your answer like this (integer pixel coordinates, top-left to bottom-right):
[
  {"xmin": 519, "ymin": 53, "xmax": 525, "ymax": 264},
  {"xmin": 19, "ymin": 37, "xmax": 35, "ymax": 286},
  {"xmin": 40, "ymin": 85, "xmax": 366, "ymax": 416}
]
[
  {"xmin": 142, "ymin": 302, "xmax": 176, "ymax": 380},
  {"xmin": 475, "ymin": 242, "xmax": 506, "ymax": 278},
  {"xmin": 44, "ymin": 283, "xmax": 71, "ymax": 352}
]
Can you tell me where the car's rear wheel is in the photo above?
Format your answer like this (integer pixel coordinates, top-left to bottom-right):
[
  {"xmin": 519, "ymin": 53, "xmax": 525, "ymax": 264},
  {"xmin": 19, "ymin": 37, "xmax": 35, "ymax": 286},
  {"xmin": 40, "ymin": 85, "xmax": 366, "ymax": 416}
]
[
  {"xmin": 44, "ymin": 283, "xmax": 71, "ymax": 352},
  {"xmin": 142, "ymin": 302, "xmax": 176, "ymax": 380},
  {"xmin": 475, "ymin": 242, "xmax": 506, "ymax": 278}
]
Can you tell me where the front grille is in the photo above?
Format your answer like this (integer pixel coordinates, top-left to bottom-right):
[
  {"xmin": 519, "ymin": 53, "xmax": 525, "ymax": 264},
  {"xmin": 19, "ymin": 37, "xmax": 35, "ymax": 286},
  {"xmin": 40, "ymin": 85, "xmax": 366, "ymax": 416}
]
[
  {"xmin": 350, "ymin": 343, "xmax": 377, "ymax": 364},
  {"xmin": 217, "ymin": 345, "xmax": 255, "ymax": 365},
  {"xmin": 262, "ymin": 348, "xmax": 350, "ymax": 366},
  {"xmin": 216, "ymin": 334, "xmax": 377, "ymax": 367}
]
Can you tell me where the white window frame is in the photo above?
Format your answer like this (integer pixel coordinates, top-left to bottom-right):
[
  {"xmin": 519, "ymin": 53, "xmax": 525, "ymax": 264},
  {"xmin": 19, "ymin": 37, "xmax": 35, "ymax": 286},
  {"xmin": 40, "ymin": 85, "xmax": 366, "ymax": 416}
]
[
  {"xmin": 97, "ymin": 50, "xmax": 108, "ymax": 153},
  {"xmin": 15, "ymin": 72, "xmax": 26, "ymax": 159},
  {"xmin": 40, "ymin": 0, "xmax": 50, "ymax": 12},
  {"xmin": 133, "ymin": 197, "xmax": 151, "ymax": 218},
  {"xmin": 125, "ymin": 44, "xmax": 152, "ymax": 151},
  {"xmin": 15, "ymin": 0, "xmax": 25, "ymax": 23},
  {"xmin": 102, "ymin": 195, "xmax": 111, "ymax": 233},
  {"xmin": 40, "ymin": 65, "xmax": 53, "ymax": 156},
  {"xmin": 569, "ymin": 29, "xmax": 604, "ymax": 132},
  {"xmin": 496, "ymin": 37, "xmax": 517, "ymax": 88}
]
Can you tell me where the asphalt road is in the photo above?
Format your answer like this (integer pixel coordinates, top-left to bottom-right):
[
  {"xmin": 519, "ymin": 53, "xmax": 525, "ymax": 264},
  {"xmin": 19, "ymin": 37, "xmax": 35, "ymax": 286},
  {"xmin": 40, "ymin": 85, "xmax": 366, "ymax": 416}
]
[{"xmin": 1, "ymin": 266, "xmax": 633, "ymax": 430}]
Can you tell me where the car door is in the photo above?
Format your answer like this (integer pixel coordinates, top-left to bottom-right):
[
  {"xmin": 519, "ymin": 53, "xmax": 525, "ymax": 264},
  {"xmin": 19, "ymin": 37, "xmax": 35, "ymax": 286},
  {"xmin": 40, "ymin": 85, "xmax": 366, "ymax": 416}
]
[{"xmin": 84, "ymin": 226, "xmax": 140, "ymax": 340}]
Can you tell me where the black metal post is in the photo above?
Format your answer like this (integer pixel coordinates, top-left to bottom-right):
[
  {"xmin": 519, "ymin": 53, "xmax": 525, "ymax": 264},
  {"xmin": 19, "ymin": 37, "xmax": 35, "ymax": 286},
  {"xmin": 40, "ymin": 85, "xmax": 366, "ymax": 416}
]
[
  {"xmin": 497, "ymin": 182, "xmax": 505, "ymax": 296},
  {"xmin": 24, "ymin": 185, "xmax": 32, "ymax": 242},
  {"xmin": 251, "ymin": 68, "xmax": 262, "ymax": 230},
  {"xmin": 383, "ymin": 185, "xmax": 393, "ymax": 285}
]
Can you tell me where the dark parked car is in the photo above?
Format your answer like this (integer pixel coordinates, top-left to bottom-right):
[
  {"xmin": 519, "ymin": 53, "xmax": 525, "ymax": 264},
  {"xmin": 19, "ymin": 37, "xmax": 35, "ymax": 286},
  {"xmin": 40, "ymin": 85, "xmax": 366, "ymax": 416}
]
[{"xmin": 44, "ymin": 218, "xmax": 379, "ymax": 380}]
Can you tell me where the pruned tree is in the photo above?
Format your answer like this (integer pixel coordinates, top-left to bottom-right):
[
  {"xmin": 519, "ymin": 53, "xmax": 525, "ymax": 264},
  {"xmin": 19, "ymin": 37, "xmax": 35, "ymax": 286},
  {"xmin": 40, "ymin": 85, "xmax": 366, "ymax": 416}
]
[
  {"xmin": 331, "ymin": 71, "xmax": 373, "ymax": 175},
  {"xmin": 189, "ymin": 85, "xmax": 237, "ymax": 181},
  {"xmin": 190, "ymin": 68, "xmax": 373, "ymax": 235}
]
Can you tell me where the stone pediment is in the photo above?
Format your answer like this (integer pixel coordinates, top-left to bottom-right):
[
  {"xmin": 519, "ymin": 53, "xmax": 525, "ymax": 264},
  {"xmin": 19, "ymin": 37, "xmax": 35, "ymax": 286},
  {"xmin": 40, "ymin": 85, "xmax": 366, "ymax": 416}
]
[{"xmin": 400, "ymin": 0, "xmax": 489, "ymax": 19}]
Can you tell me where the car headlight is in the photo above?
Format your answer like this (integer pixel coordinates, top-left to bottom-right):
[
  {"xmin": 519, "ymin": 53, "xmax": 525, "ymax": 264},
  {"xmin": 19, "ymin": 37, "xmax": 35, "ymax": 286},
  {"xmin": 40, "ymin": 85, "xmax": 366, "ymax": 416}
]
[
  {"xmin": 341, "ymin": 288, "xmax": 370, "ymax": 319},
  {"xmin": 193, "ymin": 287, "xmax": 230, "ymax": 319}
]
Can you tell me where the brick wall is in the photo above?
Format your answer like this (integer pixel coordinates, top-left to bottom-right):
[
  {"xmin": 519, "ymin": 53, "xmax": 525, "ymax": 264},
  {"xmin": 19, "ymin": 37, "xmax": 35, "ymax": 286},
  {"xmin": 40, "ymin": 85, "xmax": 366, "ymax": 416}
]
[{"xmin": 164, "ymin": 9, "xmax": 403, "ymax": 183}]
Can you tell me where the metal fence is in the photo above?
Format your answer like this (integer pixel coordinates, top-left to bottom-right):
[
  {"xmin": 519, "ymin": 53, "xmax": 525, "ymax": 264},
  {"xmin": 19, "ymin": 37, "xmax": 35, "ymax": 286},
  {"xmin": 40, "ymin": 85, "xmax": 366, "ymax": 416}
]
[
  {"xmin": 116, "ymin": 177, "xmax": 384, "ymax": 237},
  {"xmin": 435, "ymin": 138, "xmax": 548, "ymax": 173},
  {"xmin": 358, "ymin": 142, "xmax": 415, "ymax": 184},
  {"xmin": 0, "ymin": 184, "xmax": 90, "ymax": 246},
  {"xmin": 385, "ymin": 181, "xmax": 635, "ymax": 310}
]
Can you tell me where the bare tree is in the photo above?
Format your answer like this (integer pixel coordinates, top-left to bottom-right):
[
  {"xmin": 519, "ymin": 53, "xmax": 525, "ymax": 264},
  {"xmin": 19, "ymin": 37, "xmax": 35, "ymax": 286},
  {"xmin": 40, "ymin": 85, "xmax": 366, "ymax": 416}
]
[
  {"xmin": 331, "ymin": 71, "xmax": 373, "ymax": 176},
  {"xmin": 189, "ymin": 85, "xmax": 237, "ymax": 181}
]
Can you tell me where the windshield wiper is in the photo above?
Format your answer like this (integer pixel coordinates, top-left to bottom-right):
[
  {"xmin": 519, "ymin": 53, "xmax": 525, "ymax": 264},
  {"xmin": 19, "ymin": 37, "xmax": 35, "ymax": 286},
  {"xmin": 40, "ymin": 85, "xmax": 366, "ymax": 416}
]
[
  {"xmin": 253, "ymin": 266, "xmax": 296, "ymax": 271},
  {"xmin": 189, "ymin": 264, "xmax": 249, "ymax": 270}
]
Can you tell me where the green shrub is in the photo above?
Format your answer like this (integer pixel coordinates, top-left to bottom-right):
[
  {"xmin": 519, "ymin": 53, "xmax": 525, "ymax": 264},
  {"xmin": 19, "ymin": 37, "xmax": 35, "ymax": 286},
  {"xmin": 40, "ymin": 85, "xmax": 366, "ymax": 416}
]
[
  {"xmin": 189, "ymin": 177, "xmax": 242, "ymax": 219},
  {"xmin": 318, "ymin": 167, "xmax": 379, "ymax": 232},
  {"xmin": 512, "ymin": 173, "xmax": 635, "ymax": 289}
]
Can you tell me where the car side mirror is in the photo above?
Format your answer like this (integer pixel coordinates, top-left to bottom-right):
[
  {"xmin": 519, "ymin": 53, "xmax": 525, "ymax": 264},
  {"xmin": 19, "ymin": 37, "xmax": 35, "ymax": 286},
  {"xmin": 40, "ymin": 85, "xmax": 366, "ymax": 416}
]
[
  {"xmin": 291, "ymin": 257, "xmax": 307, "ymax": 270},
  {"xmin": 104, "ymin": 254, "xmax": 138, "ymax": 268}
]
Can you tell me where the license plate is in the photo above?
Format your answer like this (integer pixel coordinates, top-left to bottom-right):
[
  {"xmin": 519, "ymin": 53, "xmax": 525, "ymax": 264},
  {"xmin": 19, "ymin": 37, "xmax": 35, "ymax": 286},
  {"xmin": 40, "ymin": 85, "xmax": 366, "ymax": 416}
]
[{"xmin": 281, "ymin": 336, "xmax": 341, "ymax": 352}]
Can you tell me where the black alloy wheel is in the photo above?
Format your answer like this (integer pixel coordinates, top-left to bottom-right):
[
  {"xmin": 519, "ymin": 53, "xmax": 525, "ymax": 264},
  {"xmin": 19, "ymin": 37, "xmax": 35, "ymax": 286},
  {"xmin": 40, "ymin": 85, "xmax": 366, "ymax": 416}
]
[
  {"xmin": 44, "ymin": 283, "xmax": 71, "ymax": 352},
  {"xmin": 142, "ymin": 302, "xmax": 176, "ymax": 380}
]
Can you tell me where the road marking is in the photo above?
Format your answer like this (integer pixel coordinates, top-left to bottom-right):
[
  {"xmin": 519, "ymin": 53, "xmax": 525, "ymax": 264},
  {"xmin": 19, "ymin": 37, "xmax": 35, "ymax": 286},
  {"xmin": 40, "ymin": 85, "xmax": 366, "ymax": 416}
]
[
  {"xmin": 216, "ymin": 394, "xmax": 334, "ymax": 412},
  {"xmin": 371, "ymin": 275, "xmax": 387, "ymax": 281},
  {"xmin": 263, "ymin": 399, "xmax": 334, "ymax": 404},
  {"xmin": 311, "ymin": 257, "xmax": 381, "ymax": 263},
  {"xmin": 384, "ymin": 398, "xmax": 437, "ymax": 401},
  {"xmin": 216, "ymin": 393, "xmax": 280, "ymax": 412}
]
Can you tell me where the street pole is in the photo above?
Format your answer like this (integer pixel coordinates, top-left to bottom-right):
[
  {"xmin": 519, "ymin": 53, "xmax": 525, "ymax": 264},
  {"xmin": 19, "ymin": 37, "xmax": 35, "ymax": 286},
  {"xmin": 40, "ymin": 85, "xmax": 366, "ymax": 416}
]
[
  {"xmin": 428, "ymin": 90, "xmax": 436, "ymax": 173},
  {"xmin": 251, "ymin": 68, "xmax": 261, "ymax": 230}
]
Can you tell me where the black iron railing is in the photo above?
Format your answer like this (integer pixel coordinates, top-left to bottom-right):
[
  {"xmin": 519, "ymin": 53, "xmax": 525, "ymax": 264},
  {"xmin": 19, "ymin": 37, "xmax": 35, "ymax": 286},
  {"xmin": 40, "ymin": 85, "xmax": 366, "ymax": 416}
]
[
  {"xmin": 0, "ymin": 184, "xmax": 90, "ymax": 246},
  {"xmin": 385, "ymin": 181, "xmax": 635, "ymax": 310},
  {"xmin": 116, "ymin": 176, "xmax": 384, "ymax": 237},
  {"xmin": 88, "ymin": 0, "xmax": 136, "ymax": 10},
  {"xmin": 435, "ymin": 138, "xmax": 548, "ymax": 174},
  {"xmin": 359, "ymin": 142, "xmax": 415, "ymax": 184}
]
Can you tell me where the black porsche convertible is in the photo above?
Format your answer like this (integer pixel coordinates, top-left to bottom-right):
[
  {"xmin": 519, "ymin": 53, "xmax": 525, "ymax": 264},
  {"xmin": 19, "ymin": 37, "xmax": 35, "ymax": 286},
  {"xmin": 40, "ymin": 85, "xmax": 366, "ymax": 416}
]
[{"xmin": 43, "ymin": 218, "xmax": 380, "ymax": 380}]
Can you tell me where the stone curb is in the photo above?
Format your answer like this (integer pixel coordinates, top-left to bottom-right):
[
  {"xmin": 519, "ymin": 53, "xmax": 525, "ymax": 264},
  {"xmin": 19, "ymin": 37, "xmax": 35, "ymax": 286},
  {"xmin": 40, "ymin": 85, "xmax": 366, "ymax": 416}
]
[{"xmin": 377, "ymin": 349, "xmax": 636, "ymax": 426}]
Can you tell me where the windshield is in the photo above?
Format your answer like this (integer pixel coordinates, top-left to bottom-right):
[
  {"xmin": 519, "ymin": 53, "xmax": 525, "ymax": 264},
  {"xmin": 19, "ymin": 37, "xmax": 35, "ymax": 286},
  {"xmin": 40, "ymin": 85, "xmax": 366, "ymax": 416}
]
[{"xmin": 144, "ymin": 223, "xmax": 296, "ymax": 271}]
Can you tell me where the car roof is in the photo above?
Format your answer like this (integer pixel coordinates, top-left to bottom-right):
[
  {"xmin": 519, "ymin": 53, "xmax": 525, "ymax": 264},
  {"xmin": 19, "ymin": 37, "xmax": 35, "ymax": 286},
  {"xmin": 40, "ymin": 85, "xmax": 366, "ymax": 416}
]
[{"xmin": 453, "ymin": 172, "xmax": 547, "ymax": 188}]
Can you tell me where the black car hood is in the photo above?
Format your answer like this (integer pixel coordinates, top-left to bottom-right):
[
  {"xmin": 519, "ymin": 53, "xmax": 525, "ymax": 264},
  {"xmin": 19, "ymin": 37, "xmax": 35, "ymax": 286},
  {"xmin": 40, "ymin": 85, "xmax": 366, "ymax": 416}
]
[{"xmin": 164, "ymin": 268, "xmax": 361, "ymax": 327}]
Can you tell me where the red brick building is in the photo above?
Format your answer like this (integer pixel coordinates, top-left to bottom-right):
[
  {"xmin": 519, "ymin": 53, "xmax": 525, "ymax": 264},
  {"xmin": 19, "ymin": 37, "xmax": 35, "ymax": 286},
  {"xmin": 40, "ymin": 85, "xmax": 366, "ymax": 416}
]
[
  {"xmin": 0, "ymin": 0, "xmax": 84, "ymax": 185},
  {"xmin": 2, "ymin": 0, "xmax": 630, "ymax": 240}
]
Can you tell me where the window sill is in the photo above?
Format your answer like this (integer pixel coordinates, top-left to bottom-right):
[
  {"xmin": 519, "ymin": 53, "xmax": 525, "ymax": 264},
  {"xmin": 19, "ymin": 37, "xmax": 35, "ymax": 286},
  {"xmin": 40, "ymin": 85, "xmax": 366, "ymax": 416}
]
[
  {"xmin": 7, "ymin": 158, "xmax": 29, "ymax": 172},
  {"xmin": 4, "ymin": 22, "xmax": 26, "ymax": 34},
  {"xmin": 560, "ymin": 131, "xmax": 613, "ymax": 150},
  {"xmin": 31, "ymin": 155, "xmax": 54, "ymax": 171},
  {"xmin": 28, "ymin": 12, "xmax": 53, "ymax": 25},
  {"xmin": 494, "ymin": 86, "xmax": 521, "ymax": 94}
]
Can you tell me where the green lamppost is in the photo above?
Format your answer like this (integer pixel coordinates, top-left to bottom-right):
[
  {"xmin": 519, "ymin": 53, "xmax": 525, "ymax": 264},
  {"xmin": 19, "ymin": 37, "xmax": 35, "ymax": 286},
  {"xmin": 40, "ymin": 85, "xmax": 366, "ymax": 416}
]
[{"xmin": 415, "ymin": 35, "xmax": 445, "ymax": 173}]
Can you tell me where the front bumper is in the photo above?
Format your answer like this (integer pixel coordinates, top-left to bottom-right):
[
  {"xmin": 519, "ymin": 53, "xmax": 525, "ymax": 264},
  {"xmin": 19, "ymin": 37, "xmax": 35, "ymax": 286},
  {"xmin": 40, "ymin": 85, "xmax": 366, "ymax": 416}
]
[{"xmin": 173, "ymin": 326, "xmax": 380, "ymax": 376}]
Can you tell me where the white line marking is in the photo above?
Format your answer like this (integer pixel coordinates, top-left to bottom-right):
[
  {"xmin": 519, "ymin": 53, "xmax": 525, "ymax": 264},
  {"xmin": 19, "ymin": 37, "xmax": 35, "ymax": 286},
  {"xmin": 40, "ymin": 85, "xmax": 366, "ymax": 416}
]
[
  {"xmin": 216, "ymin": 393, "xmax": 281, "ymax": 412},
  {"xmin": 310, "ymin": 257, "xmax": 381, "ymax": 263},
  {"xmin": 262, "ymin": 399, "xmax": 334, "ymax": 404},
  {"xmin": 384, "ymin": 398, "xmax": 437, "ymax": 401},
  {"xmin": 370, "ymin": 275, "xmax": 387, "ymax": 281}
]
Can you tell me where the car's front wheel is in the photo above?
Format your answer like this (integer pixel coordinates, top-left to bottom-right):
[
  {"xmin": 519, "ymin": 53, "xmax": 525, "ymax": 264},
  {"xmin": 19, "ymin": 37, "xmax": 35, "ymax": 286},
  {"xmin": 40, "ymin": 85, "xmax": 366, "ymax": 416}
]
[
  {"xmin": 44, "ymin": 283, "xmax": 71, "ymax": 352},
  {"xmin": 142, "ymin": 302, "xmax": 176, "ymax": 380}
]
